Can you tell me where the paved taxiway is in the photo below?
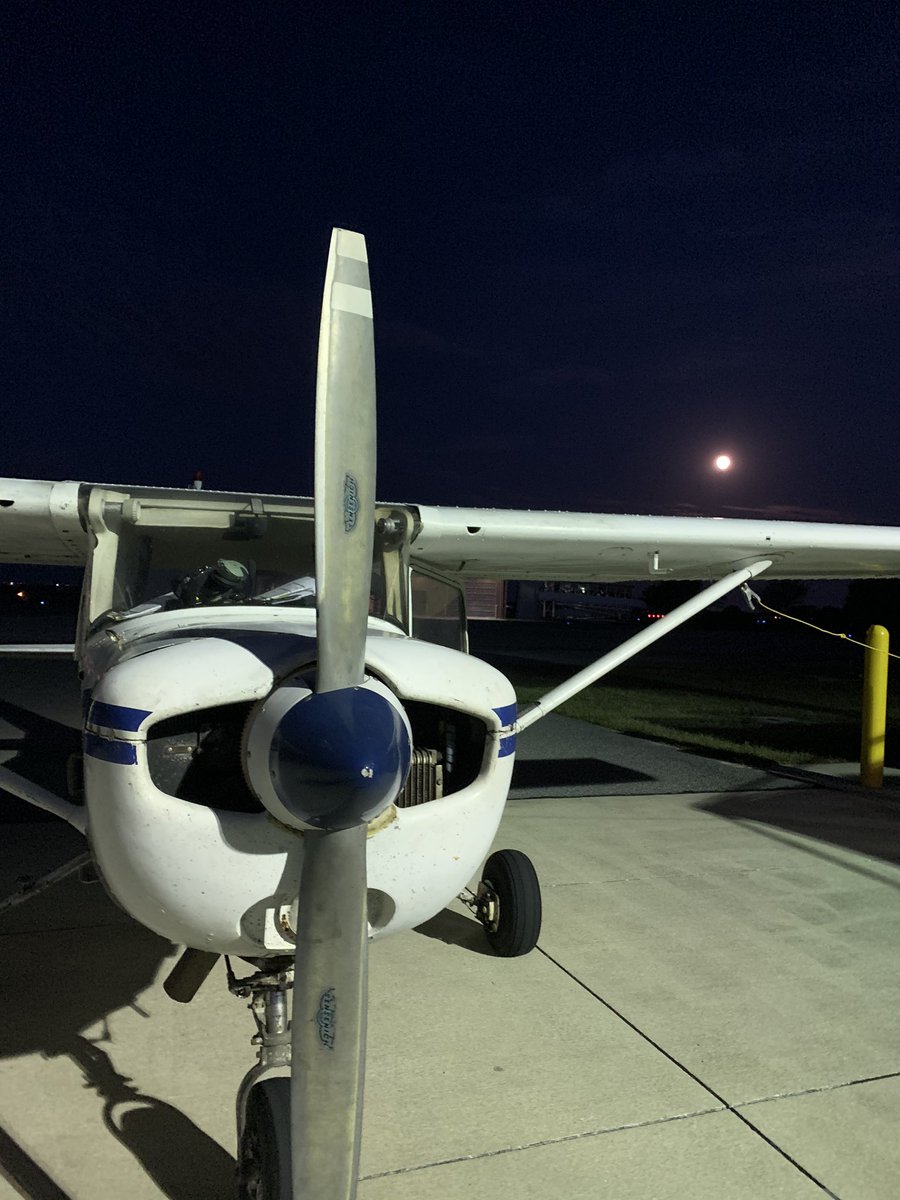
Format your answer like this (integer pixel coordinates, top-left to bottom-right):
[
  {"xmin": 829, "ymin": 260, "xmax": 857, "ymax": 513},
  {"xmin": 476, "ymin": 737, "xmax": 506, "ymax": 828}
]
[
  {"xmin": 2, "ymin": 650, "xmax": 900, "ymax": 1197},
  {"xmin": 3, "ymin": 778, "xmax": 900, "ymax": 1198}
]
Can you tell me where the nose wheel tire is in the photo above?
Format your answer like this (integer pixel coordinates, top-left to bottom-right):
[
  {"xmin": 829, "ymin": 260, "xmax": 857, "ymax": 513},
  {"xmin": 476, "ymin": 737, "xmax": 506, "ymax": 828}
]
[
  {"xmin": 236, "ymin": 1077, "xmax": 291, "ymax": 1200},
  {"xmin": 476, "ymin": 848, "xmax": 542, "ymax": 957}
]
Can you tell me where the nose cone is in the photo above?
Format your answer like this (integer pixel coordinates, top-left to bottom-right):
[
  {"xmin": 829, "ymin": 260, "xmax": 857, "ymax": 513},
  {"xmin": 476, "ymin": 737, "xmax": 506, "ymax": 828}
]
[{"xmin": 270, "ymin": 686, "xmax": 411, "ymax": 830}]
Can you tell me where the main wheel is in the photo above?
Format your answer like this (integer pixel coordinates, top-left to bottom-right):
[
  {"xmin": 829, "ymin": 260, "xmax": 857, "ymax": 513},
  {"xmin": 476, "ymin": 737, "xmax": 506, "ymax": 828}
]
[
  {"xmin": 477, "ymin": 849, "xmax": 542, "ymax": 957},
  {"xmin": 236, "ymin": 1077, "xmax": 291, "ymax": 1200}
]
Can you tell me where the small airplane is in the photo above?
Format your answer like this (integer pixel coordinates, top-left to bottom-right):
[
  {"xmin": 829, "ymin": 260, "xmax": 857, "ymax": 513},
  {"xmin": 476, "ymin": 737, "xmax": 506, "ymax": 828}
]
[{"xmin": 3, "ymin": 228, "xmax": 900, "ymax": 1199}]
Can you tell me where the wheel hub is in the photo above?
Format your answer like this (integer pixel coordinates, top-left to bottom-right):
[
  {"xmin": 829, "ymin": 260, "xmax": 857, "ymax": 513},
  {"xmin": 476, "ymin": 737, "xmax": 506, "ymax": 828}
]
[{"xmin": 475, "ymin": 880, "xmax": 500, "ymax": 933}]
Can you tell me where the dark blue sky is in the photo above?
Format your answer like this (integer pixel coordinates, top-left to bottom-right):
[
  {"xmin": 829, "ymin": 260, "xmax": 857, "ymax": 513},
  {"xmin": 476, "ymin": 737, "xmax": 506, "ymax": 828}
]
[{"xmin": 5, "ymin": 5, "xmax": 898, "ymax": 523}]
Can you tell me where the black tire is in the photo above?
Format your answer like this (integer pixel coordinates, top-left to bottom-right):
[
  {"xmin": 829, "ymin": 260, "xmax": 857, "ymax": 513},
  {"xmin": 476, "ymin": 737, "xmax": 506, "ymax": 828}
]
[
  {"xmin": 479, "ymin": 849, "xmax": 542, "ymax": 957},
  {"xmin": 236, "ymin": 1077, "xmax": 291, "ymax": 1200}
]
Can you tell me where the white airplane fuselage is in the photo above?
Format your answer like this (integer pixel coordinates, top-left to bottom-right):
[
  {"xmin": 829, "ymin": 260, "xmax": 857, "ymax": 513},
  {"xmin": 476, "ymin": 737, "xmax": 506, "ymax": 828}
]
[{"xmin": 79, "ymin": 606, "xmax": 517, "ymax": 957}]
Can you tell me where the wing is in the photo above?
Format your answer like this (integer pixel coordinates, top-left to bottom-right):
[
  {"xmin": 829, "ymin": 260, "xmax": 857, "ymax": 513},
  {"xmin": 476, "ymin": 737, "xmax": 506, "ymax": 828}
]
[
  {"xmin": 409, "ymin": 505, "xmax": 900, "ymax": 581},
  {"xmin": 0, "ymin": 480, "xmax": 88, "ymax": 564},
  {"xmin": 6, "ymin": 479, "xmax": 900, "ymax": 581},
  {"xmin": 0, "ymin": 478, "xmax": 327, "ymax": 566}
]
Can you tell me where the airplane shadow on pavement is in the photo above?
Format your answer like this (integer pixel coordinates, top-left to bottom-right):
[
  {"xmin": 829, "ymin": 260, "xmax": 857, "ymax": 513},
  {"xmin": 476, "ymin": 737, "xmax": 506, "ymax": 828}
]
[
  {"xmin": 62, "ymin": 1033, "xmax": 235, "ymax": 1200},
  {"xmin": 0, "ymin": 880, "xmax": 236, "ymax": 1199},
  {"xmin": 511, "ymin": 756, "xmax": 654, "ymax": 791},
  {"xmin": 697, "ymin": 787, "xmax": 900, "ymax": 881},
  {"xmin": 414, "ymin": 907, "xmax": 496, "ymax": 955},
  {"xmin": 0, "ymin": 697, "xmax": 82, "ymax": 821},
  {"xmin": 0, "ymin": 678, "xmax": 233, "ymax": 1196}
]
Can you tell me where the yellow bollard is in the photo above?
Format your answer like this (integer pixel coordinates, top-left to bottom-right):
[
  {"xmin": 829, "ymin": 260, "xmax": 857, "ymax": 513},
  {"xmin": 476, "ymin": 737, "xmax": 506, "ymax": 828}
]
[{"xmin": 860, "ymin": 624, "xmax": 889, "ymax": 788}]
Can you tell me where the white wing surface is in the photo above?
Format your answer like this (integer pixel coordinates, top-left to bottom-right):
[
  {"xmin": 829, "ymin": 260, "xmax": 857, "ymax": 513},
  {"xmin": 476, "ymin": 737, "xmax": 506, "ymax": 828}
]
[
  {"xmin": 410, "ymin": 505, "xmax": 900, "ymax": 581},
  {"xmin": 4, "ymin": 477, "xmax": 900, "ymax": 581},
  {"xmin": 0, "ymin": 480, "xmax": 87, "ymax": 564}
]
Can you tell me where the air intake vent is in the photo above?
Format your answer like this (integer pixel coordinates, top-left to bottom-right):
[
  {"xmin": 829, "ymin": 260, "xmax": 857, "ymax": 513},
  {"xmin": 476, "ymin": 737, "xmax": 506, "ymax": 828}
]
[
  {"xmin": 147, "ymin": 702, "xmax": 263, "ymax": 813},
  {"xmin": 396, "ymin": 748, "xmax": 443, "ymax": 808}
]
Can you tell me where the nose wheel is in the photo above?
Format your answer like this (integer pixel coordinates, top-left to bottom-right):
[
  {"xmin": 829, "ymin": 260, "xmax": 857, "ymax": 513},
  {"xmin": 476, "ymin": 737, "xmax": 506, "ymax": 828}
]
[
  {"xmin": 237, "ymin": 1077, "xmax": 291, "ymax": 1200},
  {"xmin": 468, "ymin": 848, "xmax": 542, "ymax": 957}
]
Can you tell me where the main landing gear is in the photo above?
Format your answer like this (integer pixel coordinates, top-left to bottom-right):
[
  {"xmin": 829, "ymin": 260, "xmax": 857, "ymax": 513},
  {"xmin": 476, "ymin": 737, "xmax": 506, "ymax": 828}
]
[{"xmin": 463, "ymin": 848, "xmax": 542, "ymax": 957}]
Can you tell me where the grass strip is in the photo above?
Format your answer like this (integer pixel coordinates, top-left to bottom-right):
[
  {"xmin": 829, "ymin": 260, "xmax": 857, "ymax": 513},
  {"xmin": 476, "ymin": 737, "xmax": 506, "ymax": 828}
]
[{"xmin": 508, "ymin": 666, "xmax": 900, "ymax": 768}]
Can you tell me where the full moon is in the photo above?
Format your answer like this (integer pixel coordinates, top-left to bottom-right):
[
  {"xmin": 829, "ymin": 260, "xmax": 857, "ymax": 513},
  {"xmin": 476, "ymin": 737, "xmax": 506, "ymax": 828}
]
[{"xmin": 714, "ymin": 454, "xmax": 732, "ymax": 472}]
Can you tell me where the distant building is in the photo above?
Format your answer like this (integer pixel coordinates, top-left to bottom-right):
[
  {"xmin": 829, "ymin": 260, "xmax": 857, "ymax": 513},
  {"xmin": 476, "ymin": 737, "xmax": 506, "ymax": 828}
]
[
  {"xmin": 463, "ymin": 579, "xmax": 507, "ymax": 620},
  {"xmin": 464, "ymin": 579, "xmax": 646, "ymax": 623},
  {"xmin": 537, "ymin": 581, "xmax": 645, "ymax": 623}
]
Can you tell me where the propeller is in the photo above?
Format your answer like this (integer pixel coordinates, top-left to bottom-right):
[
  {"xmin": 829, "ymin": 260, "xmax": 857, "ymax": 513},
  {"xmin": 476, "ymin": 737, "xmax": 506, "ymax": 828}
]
[{"xmin": 261, "ymin": 228, "xmax": 411, "ymax": 1198}]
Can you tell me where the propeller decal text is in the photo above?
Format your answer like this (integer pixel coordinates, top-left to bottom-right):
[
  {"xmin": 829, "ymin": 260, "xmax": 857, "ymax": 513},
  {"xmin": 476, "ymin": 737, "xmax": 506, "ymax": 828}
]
[
  {"xmin": 343, "ymin": 474, "xmax": 359, "ymax": 532},
  {"xmin": 316, "ymin": 987, "xmax": 337, "ymax": 1050}
]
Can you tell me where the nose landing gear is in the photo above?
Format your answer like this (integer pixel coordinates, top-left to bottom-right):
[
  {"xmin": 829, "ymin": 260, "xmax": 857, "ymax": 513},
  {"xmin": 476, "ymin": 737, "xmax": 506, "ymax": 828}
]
[
  {"xmin": 230, "ymin": 958, "xmax": 293, "ymax": 1200},
  {"xmin": 237, "ymin": 1076, "xmax": 291, "ymax": 1200}
]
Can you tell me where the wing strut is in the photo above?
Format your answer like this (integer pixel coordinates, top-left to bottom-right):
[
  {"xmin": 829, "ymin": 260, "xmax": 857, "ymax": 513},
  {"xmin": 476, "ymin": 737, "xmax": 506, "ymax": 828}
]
[
  {"xmin": 0, "ymin": 765, "xmax": 87, "ymax": 833},
  {"xmin": 516, "ymin": 560, "xmax": 772, "ymax": 732}
]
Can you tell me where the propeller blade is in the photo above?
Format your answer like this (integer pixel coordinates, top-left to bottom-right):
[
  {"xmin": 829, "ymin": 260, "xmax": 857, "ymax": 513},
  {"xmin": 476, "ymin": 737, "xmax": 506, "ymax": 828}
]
[
  {"xmin": 291, "ymin": 825, "xmax": 368, "ymax": 1199},
  {"xmin": 287, "ymin": 229, "xmax": 385, "ymax": 1200},
  {"xmin": 314, "ymin": 227, "xmax": 376, "ymax": 694}
]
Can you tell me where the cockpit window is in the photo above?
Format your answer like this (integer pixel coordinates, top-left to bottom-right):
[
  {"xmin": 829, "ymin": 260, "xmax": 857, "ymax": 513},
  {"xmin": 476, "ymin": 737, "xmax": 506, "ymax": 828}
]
[
  {"xmin": 81, "ymin": 492, "xmax": 413, "ymax": 636},
  {"xmin": 410, "ymin": 569, "xmax": 467, "ymax": 651},
  {"xmin": 104, "ymin": 518, "xmax": 318, "ymax": 621}
]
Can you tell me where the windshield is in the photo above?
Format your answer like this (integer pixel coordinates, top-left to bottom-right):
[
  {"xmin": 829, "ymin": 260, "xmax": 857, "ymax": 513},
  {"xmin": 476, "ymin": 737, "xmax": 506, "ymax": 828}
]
[{"xmin": 81, "ymin": 491, "xmax": 412, "ymax": 636}]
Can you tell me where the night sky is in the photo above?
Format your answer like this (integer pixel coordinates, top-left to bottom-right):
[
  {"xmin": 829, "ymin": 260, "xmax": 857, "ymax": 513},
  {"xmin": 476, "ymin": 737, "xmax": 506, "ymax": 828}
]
[{"xmin": 5, "ymin": 6, "xmax": 898, "ymax": 524}]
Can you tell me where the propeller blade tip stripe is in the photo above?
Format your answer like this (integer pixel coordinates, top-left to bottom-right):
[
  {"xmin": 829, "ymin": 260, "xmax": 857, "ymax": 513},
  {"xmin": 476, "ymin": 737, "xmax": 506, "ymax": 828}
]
[
  {"xmin": 331, "ymin": 281, "xmax": 373, "ymax": 320},
  {"xmin": 334, "ymin": 228, "xmax": 368, "ymax": 263}
]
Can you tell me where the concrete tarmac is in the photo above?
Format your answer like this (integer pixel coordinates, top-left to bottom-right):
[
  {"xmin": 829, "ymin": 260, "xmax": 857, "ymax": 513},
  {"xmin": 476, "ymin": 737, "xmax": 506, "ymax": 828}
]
[
  {"xmin": 2, "ymin": 648, "xmax": 899, "ymax": 1196},
  {"xmin": 2, "ymin": 778, "xmax": 900, "ymax": 1199}
]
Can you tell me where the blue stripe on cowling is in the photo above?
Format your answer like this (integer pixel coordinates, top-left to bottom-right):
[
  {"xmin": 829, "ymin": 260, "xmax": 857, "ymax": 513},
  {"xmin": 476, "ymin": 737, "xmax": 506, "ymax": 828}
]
[
  {"xmin": 89, "ymin": 701, "xmax": 152, "ymax": 732},
  {"xmin": 84, "ymin": 732, "xmax": 138, "ymax": 765},
  {"xmin": 493, "ymin": 702, "xmax": 517, "ymax": 727},
  {"xmin": 498, "ymin": 734, "xmax": 516, "ymax": 758}
]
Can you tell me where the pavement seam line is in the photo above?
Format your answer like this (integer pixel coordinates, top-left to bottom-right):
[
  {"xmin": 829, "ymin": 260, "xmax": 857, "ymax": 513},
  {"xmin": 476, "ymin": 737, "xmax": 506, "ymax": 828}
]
[
  {"xmin": 736, "ymin": 1068, "xmax": 900, "ymax": 1109},
  {"xmin": 358, "ymin": 1105, "xmax": 724, "ymax": 1181},
  {"xmin": 535, "ymin": 946, "xmax": 842, "ymax": 1199}
]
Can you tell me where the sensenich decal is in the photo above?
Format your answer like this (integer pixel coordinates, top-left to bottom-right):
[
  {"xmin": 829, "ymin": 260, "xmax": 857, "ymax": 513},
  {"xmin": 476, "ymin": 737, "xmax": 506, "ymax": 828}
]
[
  {"xmin": 316, "ymin": 987, "xmax": 336, "ymax": 1049},
  {"xmin": 343, "ymin": 474, "xmax": 359, "ymax": 532}
]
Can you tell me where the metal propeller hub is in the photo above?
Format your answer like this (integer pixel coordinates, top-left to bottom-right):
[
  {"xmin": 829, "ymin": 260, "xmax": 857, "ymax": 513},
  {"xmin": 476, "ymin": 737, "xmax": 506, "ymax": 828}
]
[{"xmin": 270, "ymin": 684, "xmax": 410, "ymax": 830}]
